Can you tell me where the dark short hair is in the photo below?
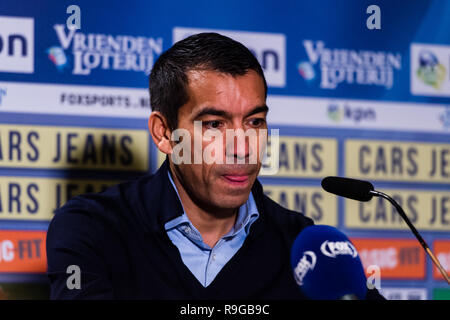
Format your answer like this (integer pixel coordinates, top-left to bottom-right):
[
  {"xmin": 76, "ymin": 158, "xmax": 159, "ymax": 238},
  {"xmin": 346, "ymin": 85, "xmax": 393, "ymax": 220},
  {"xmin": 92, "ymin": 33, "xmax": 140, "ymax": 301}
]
[{"xmin": 149, "ymin": 32, "xmax": 267, "ymax": 130}]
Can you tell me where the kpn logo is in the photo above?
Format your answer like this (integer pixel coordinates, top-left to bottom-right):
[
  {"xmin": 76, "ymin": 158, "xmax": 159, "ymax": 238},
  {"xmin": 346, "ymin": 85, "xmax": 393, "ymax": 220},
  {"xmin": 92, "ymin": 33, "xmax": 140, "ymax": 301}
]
[
  {"xmin": 327, "ymin": 104, "xmax": 341, "ymax": 122},
  {"xmin": 327, "ymin": 102, "xmax": 376, "ymax": 124}
]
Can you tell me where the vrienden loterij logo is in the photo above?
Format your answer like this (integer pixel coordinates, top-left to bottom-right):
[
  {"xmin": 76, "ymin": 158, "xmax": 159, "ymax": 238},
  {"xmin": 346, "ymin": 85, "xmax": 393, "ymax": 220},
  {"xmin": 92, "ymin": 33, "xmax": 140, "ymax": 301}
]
[
  {"xmin": 48, "ymin": 24, "xmax": 163, "ymax": 75},
  {"xmin": 298, "ymin": 40, "xmax": 402, "ymax": 90}
]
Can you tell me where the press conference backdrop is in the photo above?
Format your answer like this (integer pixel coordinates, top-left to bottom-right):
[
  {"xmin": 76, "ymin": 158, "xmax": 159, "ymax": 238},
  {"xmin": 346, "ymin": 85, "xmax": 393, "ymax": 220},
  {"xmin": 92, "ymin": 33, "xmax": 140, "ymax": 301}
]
[{"xmin": 0, "ymin": 0, "xmax": 449, "ymax": 300}]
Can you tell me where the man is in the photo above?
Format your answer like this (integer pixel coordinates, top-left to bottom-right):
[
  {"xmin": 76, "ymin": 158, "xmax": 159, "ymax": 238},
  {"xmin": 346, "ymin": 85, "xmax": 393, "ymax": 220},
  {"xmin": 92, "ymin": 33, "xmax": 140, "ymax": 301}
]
[{"xmin": 46, "ymin": 33, "xmax": 382, "ymax": 299}]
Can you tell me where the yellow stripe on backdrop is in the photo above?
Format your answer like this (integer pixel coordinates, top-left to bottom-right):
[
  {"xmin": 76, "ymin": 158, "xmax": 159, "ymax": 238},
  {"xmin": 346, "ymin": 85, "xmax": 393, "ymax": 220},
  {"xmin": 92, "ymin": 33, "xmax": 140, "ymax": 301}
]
[
  {"xmin": 345, "ymin": 189, "xmax": 450, "ymax": 231},
  {"xmin": 346, "ymin": 139, "xmax": 450, "ymax": 183},
  {"xmin": 0, "ymin": 124, "xmax": 149, "ymax": 171},
  {"xmin": 261, "ymin": 185, "xmax": 337, "ymax": 226},
  {"xmin": 0, "ymin": 177, "xmax": 119, "ymax": 221}
]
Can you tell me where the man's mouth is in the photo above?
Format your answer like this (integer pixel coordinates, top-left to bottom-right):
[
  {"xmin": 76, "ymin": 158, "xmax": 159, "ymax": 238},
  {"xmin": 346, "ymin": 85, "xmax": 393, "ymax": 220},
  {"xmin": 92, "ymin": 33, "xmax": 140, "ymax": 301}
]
[
  {"xmin": 222, "ymin": 174, "xmax": 250, "ymax": 186},
  {"xmin": 223, "ymin": 175, "xmax": 249, "ymax": 182}
]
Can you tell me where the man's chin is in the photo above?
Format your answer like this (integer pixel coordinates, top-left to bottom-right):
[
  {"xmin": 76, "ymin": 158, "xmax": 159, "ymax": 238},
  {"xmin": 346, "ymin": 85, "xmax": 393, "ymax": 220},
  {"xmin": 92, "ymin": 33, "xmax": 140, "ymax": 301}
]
[{"xmin": 210, "ymin": 193, "xmax": 251, "ymax": 212}]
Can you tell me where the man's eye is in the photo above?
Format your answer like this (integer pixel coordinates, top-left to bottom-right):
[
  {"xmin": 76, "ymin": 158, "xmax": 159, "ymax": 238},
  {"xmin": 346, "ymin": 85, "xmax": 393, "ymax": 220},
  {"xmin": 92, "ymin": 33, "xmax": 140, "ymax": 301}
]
[
  {"xmin": 204, "ymin": 120, "xmax": 223, "ymax": 129},
  {"xmin": 249, "ymin": 118, "xmax": 266, "ymax": 127}
]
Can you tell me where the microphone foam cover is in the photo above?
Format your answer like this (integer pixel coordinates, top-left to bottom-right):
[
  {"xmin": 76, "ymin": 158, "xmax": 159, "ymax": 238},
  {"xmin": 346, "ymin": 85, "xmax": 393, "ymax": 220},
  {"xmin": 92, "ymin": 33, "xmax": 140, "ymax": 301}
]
[
  {"xmin": 321, "ymin": 176, "xmax": 374, "ymax": 202},
  {"xmin": 290, "ymin": 225, "xmax": 367, "ymax": 300}
]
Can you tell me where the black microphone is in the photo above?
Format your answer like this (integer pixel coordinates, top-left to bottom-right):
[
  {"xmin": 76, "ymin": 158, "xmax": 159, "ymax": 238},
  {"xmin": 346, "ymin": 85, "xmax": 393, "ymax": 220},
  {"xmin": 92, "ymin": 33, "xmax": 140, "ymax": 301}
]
[
  {"xmin": 321, "ymin": 176, "xmax": 374, "ymax": 202},
  {"xmin": 321, "ymin": 176, "xmax": 450, "ymax": 285}
]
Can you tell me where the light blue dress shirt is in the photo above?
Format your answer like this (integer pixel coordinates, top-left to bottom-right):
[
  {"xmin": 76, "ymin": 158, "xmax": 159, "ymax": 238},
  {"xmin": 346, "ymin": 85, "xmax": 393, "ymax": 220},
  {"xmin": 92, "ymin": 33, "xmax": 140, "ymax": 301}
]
[{"xmin": 165, "ymin": 171, "xmax": 260, "ymax": 287}]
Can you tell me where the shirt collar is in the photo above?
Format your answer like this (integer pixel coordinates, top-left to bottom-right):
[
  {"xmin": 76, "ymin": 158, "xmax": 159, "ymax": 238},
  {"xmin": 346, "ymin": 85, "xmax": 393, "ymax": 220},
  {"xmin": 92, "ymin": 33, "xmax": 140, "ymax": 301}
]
[{"xmin": 164, "ymin": 170, "xmax": 259, "ymax": 238}]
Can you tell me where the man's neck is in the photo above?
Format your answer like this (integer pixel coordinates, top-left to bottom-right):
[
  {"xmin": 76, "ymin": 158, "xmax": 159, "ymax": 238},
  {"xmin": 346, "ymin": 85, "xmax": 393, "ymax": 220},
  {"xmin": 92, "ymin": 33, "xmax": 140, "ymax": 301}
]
[{"xmin": 168, "ymin": 167, "xmax": 238, "ymax": 248}]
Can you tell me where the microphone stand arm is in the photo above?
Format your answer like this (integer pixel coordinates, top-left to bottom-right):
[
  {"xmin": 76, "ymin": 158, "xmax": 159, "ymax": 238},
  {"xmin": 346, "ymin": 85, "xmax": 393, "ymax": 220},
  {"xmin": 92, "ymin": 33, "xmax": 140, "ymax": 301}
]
[{"xmin": 369, "ymin": 190, "xmax": 450, "ymax": 285}]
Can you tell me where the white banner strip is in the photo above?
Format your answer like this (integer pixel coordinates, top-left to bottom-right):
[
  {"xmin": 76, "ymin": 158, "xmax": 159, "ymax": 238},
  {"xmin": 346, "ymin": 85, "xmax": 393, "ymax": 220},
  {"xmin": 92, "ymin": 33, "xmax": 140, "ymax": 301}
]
[
  {"xmin": 267, "ymin": 95, "xmax": 450, "ymax": 134},
  {"xmin": 0, "ymin": 81, "xmax": 449, "ymax": 134},
  {"xmin": 0, "ymin": 81, "xmax": 150, "ymax": 118}
]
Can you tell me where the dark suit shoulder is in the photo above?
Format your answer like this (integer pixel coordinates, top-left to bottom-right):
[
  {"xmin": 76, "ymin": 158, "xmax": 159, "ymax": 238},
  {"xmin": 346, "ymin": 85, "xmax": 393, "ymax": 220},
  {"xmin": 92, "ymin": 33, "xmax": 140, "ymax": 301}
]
[{"xmin": 47, "ymin": 176, "xmax": 158, "ymax": 251}]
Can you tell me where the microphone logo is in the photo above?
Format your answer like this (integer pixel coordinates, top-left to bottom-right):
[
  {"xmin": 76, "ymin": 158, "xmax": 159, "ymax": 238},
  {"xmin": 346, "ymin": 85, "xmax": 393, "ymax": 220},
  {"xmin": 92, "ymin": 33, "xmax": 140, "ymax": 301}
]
[
  {"xmin": 293, "ymin": 251, "xmax": 317, "ymax": 286},
  {"xmin": 320, "ymin": 240, "xmax": 358, "ymax": 258}
]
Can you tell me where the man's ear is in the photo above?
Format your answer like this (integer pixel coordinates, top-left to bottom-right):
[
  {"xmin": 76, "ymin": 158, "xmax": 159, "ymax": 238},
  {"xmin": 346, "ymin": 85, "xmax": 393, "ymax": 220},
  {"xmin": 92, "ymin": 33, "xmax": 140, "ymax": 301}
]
[{"xmin": 148, "ymin": 111, "xmax": 173, "ymax": 155}]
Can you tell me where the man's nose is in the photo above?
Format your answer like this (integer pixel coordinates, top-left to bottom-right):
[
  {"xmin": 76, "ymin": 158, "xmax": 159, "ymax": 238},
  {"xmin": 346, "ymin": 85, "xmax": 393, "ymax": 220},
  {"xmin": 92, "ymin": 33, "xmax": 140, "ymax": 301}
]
[{"xmin": 225, "ymin": 127, "xmax": 250, "ymax": 161}]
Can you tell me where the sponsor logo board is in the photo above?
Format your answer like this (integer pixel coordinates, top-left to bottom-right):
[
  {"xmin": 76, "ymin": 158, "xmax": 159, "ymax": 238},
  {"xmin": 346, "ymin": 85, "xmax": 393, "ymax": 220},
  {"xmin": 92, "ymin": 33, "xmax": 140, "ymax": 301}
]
[
  {"xmin": 433, "ymin": 288, "xmax": 450, "ymax": 300},
  {"xmin": 433, "ymin": 240, "xmax": 450, "ymax": 281},
  {"xmin": 0, "ymin": 81, "xmax": 150, "ymax": 118},
  {"xmin": 0, "ymin": 231, "xmax": 46, "ymax": 273},
  {"xmin": 380, "ymin": 287, "xmax": 427, "ymax": 300},
  {"xmin": 346, "ymin": 139, "xmax": 450, "ymax": 183},
  {"xmin": 298, "ymin": 40, "xmax": 401, "ymax": 90},
  {"xmin": 173, "ymin": 27, "xmax": 286, "ymax": 88},
  {"xmin": 0, "ymin": 16, "xmax": 34, "ymax": 74},
  {"xmin": 351, "ymin": 238, "xmax": 426, "ymax": 279},
  {"xmin": 346, "ymin": 189, "xmax": 450, "ymax": 231},
  {"xmin": 266, "ymin": 96, "xmax": 449, "ymax": 134},
  {"xmin": 0, "ymin": 124, "xmax": 149, "ymax": 171},
  {"xmin": 411, "ymin": 43, "xmax": 450, "ymax": 97},
  {"xmin": 48, "ymin": 24, "xmax": 162, "ymax": 75},
  {"xmin": 0, "ymin": 177, "xmax": 119, "ymax": 221}
]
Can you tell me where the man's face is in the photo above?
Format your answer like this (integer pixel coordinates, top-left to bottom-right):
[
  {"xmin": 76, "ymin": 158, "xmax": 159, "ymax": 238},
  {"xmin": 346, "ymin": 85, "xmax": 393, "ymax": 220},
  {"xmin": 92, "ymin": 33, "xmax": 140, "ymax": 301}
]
[{"xmin": 170, "ymin": 69, "xmax": 268, "ymax": 212}]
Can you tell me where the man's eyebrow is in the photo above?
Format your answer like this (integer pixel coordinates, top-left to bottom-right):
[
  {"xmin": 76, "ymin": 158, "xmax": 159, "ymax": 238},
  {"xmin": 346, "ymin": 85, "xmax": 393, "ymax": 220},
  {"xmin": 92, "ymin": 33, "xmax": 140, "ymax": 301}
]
[
  {"xmin": 245, "ymin": 105, "xmax": 269, "ymax": 118},
  {"xmin": 192, "ymin": 107, "xmax": 230, "ymax": 120},
  {"xmin": 192, "ymin": 105, "xmax": 269, "ymax": 120}
]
